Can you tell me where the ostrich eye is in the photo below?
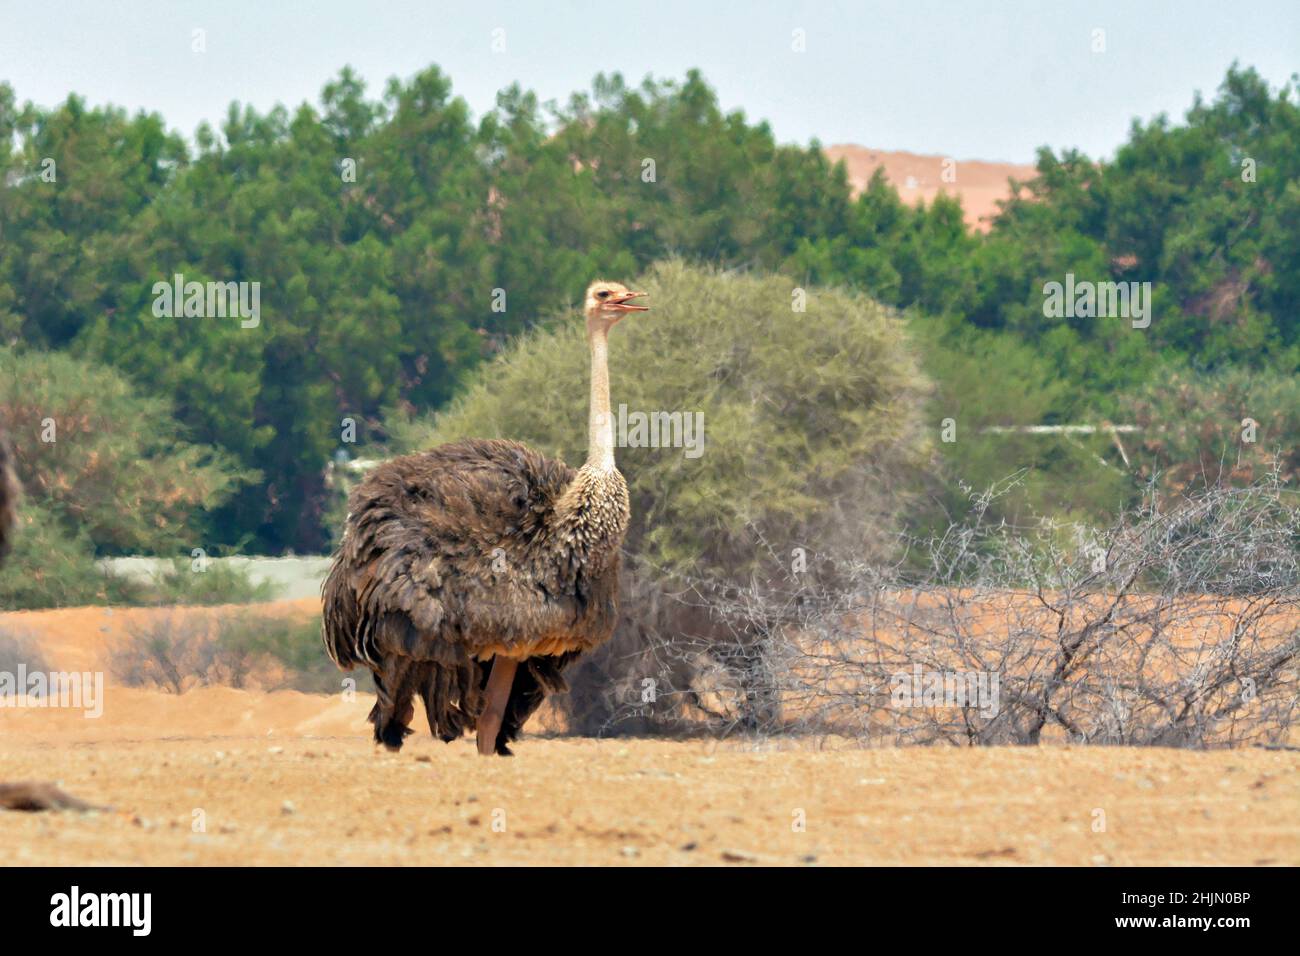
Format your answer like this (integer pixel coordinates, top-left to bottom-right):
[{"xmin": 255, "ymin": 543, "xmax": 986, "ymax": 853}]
[{"xmin": 596, "ymin": 291, "xmax": 610, "ymax": 300}]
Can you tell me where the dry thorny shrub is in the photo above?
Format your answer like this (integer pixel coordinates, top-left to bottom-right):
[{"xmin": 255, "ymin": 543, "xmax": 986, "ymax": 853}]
[
  {"xmin": 114, "ymin": 613, "xmax": 244, "ymax": 693},
  {"xmin": 575, "ymin": 475, "xmax": 1300, "ymax": 749},
  {"xmin": 0, "ymin": 623, "xmax": 49, "ymax": 675},
  {"xmin": 113, "ymin": 611, "xmax": 340, "ymax": 694}
]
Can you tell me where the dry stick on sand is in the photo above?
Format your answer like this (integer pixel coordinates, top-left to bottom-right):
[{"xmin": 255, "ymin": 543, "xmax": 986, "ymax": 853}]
[{"xmin": 0, "ymin": 782, "xmax": 107, "ymax": 812}]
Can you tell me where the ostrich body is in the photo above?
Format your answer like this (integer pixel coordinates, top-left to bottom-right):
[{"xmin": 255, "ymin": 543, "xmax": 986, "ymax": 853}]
[{"xmin": 322, "ymin": 281, "xmax": 647, "ymax": 754}]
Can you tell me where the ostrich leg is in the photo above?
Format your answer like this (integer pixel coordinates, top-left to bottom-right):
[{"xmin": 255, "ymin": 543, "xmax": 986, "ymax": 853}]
[{"xmin": 477, "ymin": 656, "xmax": 518, "ymax": 756}]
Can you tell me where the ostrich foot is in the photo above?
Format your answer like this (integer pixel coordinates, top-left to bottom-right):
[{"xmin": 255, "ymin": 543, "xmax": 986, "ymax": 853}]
[
  {"xmin": 375, "ymin": 700, "xmax": 416, "ymax": 752},
  {"xmin": 476, "ymin": 657, "xmax": 518, "ymax": 756}
]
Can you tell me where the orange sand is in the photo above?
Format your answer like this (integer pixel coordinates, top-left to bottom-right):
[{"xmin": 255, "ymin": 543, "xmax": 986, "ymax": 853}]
[{"xmin": 824, "ymin": 145, "xmax": 1036, "ymax": 231}]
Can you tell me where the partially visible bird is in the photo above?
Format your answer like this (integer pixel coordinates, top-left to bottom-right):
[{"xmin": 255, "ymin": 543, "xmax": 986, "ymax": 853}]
[
  {"xmin": 0, "ymin": 433, "xmax": 17, "ymax": 564},
  {"xmin": 322, "ymin": 280, "xmax": 649, "ymax": 755}
]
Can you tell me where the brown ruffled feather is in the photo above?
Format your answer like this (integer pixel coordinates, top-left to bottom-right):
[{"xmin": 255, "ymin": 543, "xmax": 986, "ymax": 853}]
[{"xmin": 322, "ymin": 439, "xmax": 626, "ymax": 751}]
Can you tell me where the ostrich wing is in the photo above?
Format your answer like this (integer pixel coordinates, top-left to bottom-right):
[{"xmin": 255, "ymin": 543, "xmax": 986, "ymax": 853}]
[{"xmin": 322, "ymin": 438, "xmax": 576, "ymax": 668}]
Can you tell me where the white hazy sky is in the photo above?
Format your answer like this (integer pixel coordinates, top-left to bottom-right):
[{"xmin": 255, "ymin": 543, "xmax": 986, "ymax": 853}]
[{"xmin": 1, "ymin": 0, "xmax": 1296, "ymax": 162}]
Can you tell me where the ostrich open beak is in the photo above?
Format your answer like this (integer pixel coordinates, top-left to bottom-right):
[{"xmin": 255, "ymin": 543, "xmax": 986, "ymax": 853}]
[{"xmin": 611, "ymin": 291, "xmax": 649, "ymax": 312}]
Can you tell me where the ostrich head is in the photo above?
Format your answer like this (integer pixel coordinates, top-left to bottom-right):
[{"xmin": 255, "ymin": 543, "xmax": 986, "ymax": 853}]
[{"xmin": 584, "ymin": 280, "xmax": 648, "ymax": 333}]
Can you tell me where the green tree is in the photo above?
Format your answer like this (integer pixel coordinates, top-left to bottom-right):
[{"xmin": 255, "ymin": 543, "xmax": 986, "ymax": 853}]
[{"xmin": 4, "ymin": 64, "xmax": 1296, "ymax": 552}]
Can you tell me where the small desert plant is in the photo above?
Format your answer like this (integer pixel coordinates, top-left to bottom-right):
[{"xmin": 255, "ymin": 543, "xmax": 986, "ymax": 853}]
[
  {"xmin": 218, "ymin": 613, "xmax": 349, "ymax": 693},
  {"xmin": 0, "ymin": 624, "xmax": 50, "ymax": 674},
  {"xmin": 114, "ymin": 613, "xmax": 218, "ymax": 693},
  {"xmin": 113, "ymin": 610, "xmax": 353, "ymax": 694},
  {"xmin": 144, "ymin": 559, "xmax": 277, "ymax": 606}
]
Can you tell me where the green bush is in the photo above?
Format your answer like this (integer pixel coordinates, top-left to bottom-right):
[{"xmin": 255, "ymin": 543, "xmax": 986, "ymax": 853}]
[
  {"xmin": 1127, "ymin": 365, "xmax": 1300, "ymax": 494},
  {"xmin": 144, "ymin": 559, "xmax": 277, "ymax": 607},
  {"xmin": 0, "ymin": 503, "xmax": 140, "ymax": 608},
  {"xmin": 395, "ymin": 260, "xmax": 931, "ymax": 578},
  {"xmin": 0, "ymin": 347, "xmax": 248, "ymax": 555},
  {"xmin": 0, "ymin": 347, "xmax": 251, "ymax": 609},
  {"xmin": 218, "ymin": 613, "xmax": 348, "ymax": 694}
]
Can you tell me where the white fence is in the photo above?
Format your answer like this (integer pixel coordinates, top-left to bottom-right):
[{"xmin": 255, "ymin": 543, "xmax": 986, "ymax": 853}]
[{"xmin": 98, "ymin": 556, "xmax": 332, "ymax": 601}]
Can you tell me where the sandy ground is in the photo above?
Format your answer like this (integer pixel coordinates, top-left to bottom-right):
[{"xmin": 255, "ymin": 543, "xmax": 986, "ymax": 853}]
[
  {"xmin": 824, "ymin": 145, "xmax": 1036, "ymax": 231},
  {"xmin": 2, "ymin": 691, "xmax": 1297, "ymax": 866},
  {"xmin": 2, "ymin": 603, "xmax": 1297, "ymax": 866}
]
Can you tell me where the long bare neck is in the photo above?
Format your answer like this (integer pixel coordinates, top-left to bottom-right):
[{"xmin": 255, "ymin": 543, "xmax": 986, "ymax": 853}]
[
  {"xmin": 586, "ymin": 325, "xmax": 614, "ymax": 470},
  {"xmin": 549, "ymin": 320, "xmax": 630, "ymax": 562}
]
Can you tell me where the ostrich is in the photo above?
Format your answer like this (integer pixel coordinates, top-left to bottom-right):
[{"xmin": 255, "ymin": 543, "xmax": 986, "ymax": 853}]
[{"xmin": 322, "ymin": 280, "xmax": 648, "ymax": 755}]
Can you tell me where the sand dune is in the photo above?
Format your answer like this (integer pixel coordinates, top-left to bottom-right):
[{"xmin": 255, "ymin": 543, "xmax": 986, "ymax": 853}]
[
  {"xmin": 0, "ymin": 599, "xmax": 320, "ymax": 674},
  {"xmin": 0, "ymin": 600, "xmax": 376, "ymax": 741},
  {"xmin": 824, "ymin": 145, "xmax": 1037, "ymax": 231}
]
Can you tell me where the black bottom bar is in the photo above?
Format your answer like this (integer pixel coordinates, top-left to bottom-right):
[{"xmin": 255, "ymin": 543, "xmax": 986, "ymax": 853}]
[{"xmin": 0, "ymin": 865, "xmax": 1286, "ymax": 941}]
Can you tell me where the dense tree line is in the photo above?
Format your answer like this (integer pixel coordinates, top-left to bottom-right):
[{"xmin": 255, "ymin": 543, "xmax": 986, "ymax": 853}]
[{"xmin": 1, "ymin": 64, "xmax": 1295, "ymax": 554}]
